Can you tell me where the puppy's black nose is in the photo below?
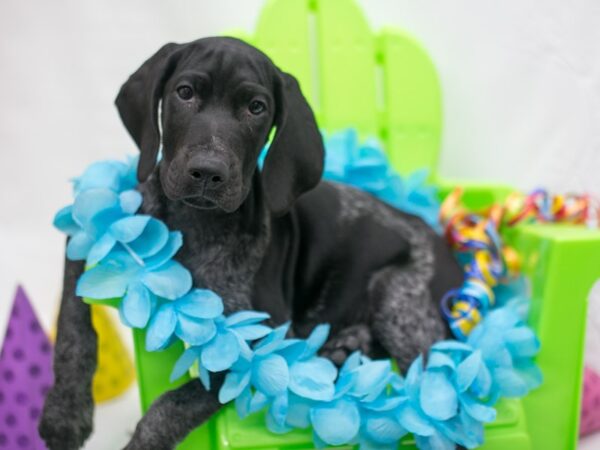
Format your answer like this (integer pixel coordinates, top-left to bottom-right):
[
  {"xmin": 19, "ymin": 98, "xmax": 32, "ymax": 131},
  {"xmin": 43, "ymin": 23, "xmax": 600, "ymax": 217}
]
[{"xmin": 187, "ymin": 157, "xmax": 229, "ymax": 187}]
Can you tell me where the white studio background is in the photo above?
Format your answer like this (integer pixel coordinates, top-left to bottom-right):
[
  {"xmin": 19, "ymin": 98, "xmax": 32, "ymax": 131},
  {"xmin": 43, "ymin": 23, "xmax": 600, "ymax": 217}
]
[{"xmin": 1, "ymin": 1, "xmax": 600, "ymax": 448}]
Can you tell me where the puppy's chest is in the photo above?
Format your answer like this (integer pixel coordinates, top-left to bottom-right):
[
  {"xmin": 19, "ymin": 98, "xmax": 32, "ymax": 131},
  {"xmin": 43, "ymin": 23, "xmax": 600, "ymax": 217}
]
[
  {"xmin": 175, "ymin": 231, "xmax": 267, "ymax": 313},
  {"xmin": 139, "ymin": 184, "xmax": 270, "ymax": 313}
]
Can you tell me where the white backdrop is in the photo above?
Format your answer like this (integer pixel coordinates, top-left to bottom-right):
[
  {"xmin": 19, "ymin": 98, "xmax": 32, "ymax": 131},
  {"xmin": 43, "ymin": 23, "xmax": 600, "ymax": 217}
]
[{"xmin": 1, "ymin": 1, "xmax": 599, "ymax": 448}]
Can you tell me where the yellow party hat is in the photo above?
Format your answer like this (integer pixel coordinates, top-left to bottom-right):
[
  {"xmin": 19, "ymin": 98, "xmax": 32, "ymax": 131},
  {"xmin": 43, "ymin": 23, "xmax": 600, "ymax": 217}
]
[{"xmin": 90, "ymin": 305, "xmax": 136, "ymax": 402}]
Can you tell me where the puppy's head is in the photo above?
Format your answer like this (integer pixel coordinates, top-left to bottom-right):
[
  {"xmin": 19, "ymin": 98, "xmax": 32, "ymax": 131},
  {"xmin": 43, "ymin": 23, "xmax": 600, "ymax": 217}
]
[{"xmin": 115, "ymin": 37, "xmax": 324, "ymax": 216}]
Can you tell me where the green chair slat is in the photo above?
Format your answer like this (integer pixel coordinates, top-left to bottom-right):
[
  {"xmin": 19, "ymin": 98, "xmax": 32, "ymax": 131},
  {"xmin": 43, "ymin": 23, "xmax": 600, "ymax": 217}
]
[
  {"xmin": 377, "ymin": 29, "xmax": 442, "ymax": 177},
  {"xmin": 315, "ymin": 0, "xmax": 378, "ymax": 135},
  {"xmin": 254, "ymin": 0, "xmax": 315, "ymax": 110}
]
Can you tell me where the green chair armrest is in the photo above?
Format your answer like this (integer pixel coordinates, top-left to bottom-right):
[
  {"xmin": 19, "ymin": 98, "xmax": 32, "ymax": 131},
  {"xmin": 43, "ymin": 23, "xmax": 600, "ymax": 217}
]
[
  {"xmin": 503, "ymin": 224, "xmax": 600, "ymax": 450},
  {"xmin": 434, "ymin": 181, "xmax": 600, "ymax": 449},
  {"xmin": 434, "ymin": 177, "xmax": 513, "ymax": 210}
]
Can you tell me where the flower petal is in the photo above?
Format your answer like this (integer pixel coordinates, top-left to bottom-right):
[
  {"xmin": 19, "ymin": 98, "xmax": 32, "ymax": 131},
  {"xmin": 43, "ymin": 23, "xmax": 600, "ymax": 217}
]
[
  {"xmin": 225, "ymin": 311, "xmax": 271, "ymax": 328},
  {"xmin": 493, "ymin": 367, "xmax": 528, "ymax": 397},
  {"xmin": 231, "ymin": 324, "xmax": 272, "ymax": 341},
  {"xmin": 110, "ymin": 215, "xmax": 151, "ymax": 243},
  {"xmin": 74, "ymin": 160, "xmax": 127, "ymax": 193},
  {"xmin": 289, "ymin": 357, "xmax": 336, "ymax": 401},
  {"xmin": 310, "ymin": 399, "xmax": 360, "ymax": 446},
  {"xmin": 389, "ymin": 373, "xmax": 406, "ymax": 394},
  {"xmin": 364, "ymin": 414, "xmax": 407, "ymax": 445},
  {"xmin": 504, "ymin": 326, "xmax": 540, "ymax": 358},
  {"xmin": 141, "ymin": 260, "xmax": 192, "ymax": 300},
  {"xmin": 72, "ymin": 188, "xmax": 119, "ymax": 229},
  {"xmin": 340, "ymin": 351, "xmax": 362, "ymax": 376},
  {"xmin": 251, "ymin": 354, "xmax": 290, "ymax": 396},
  {"xmin": 86, "ymin": 233, "xmax": 117, "ymax": 266},
  {"xmin": 175, "ymin": 314, "xmax": 217, "ymax": 346},
  {"xmin": 235, "ymin": 386, "xmax": 252, "ymax": 418},
  {"xmin": 351, "ymin": 360, "xmax": 392, "ymax": 401},
  {"xmin": 431, "ymin": 340, "xmax": 473, "ymax": 353},
  {"xmin": 333, "ymin": 372, "xmax": 356, "ymax": 399},
  {"xmin": 146, "ymin": 303, "xmax": 177, "ymax": 351},
  {"xmin": 286, "ymin": 393, "xmax": 314, "ymax": 428},
  {"xmin": 143, "ymin": 231, "xmax": 183, "ymax": 270},
  {"xmin": 301, "ymin": 324, "xmax": 330, "ymax": 359},
  {"xmin": 127, "ymin": 218, "xmax": 170, "ymax": 258},
  {"xmin": 456, "ymin": 350, "xmax": 482, "ymax": 393},
  {"xmin": 514, "ymin": 359, "xmax": 543, "ymax": 391},
  {"xmin": 266, "ymin": 408, "xmax": 293, "ymax": 434},
  {"xmin": 89, "ymin": 206, "xmax": 126, "ymax": 237},
  {"xmin": 427, "ymin": 352, "xmax": 456, "ymax": 371},
  {"xmin": 250, "ymin": 390, "xmax": 270, "ymax": 413},
  {"xmin": 414, "ymin": 430, "xmax": 455, "ymax": 450},
  {"xmin": 420, "ymin": 371, "xmax": 458, "ymax": 421},
  {"xmin": 119, "ymin": 190, "xmax": 143, "ymax": 214},
  {"xmin": 121, "ymin": 281, "xmax": 153, "ymax": 328},
  {"xmin": 199, "ymin": 364, "xmax": 211, "ymax": 391},
  {"xmin": 270, "ymin": 392, "xmax": 289, "ymax": 427},
  {"xmin": 361, "ymin": 395, "xmax": 404, "ymax": 412},
  {"xmin": 277, "ymin": 339, "xmax": 308, "ymax": 365},
  {"xmin": 170, "ymin": 346, "xmax": 201, "ymax": 382},
  {"xmin": 458, "ymin": 407, "xmax": 486, "ymax": 447},
  {"xmin": 219, "ymin": 370, "xmax": 251, "ymax": 403},
  {"xmin": 175, "ymin": 289, "xmax": 224, "ymax": 319},
  {"xmin": 121, "ymin": 156, "xmax": 139, "ymax": 190},
  {"xmin": 234, "ymin": 338, "xmax": 254, "ymax": 364},
  {"xmin": 66, "ymin": 232, "xmax": 95, "ymax": 260},
  {"xmin": 253, "ymin": 323, "xmax": 291, "ymax": 356},
  {"xmin": 312, "ymin": 431, "xmax": 329, "ymax": 449},
  {"xmin": 434, "ymin": 412, "xmax": 482, "ymax": 449},
  {"xmin": 396, "ymin": 403, "xmax": 435, "ymax": 436},
  {"xmin": 460, "ymin": 394, "xmax": 497, "ymax": 423},
  {"xmin": 472, "ymin": 361, "xmax": 493, "ymax": 397},
  {"xmin": 405, "ymin": 355, "xmax": 424, "ymax": 400},
  {"xmin": 201, "ymin": 330, "xmax": 240, "ymax": 372},
  {"xmin": 76, "ymin": 253, "xmax": 137, "ymax": 299},
  {"xmin": 53, "ymin": 205, "xmax": 79, "ymax": 235}
]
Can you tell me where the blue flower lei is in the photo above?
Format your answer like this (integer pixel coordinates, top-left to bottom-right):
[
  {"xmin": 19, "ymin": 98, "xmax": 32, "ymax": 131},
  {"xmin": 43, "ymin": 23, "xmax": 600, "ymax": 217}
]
[{"xmin": 54, "ymin": 130, "xmax": 541, "ymax": 450}]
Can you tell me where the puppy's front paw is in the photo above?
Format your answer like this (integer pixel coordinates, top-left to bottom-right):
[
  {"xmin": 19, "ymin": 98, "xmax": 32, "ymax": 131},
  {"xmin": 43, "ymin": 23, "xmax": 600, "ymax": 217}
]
[
  {"xmin": 38, "ymin": 386, "xmax": 94, "ymax": 450},
  {"xmin": 320, "ymin": 324, "xmax": 373, "ymax": 366}
]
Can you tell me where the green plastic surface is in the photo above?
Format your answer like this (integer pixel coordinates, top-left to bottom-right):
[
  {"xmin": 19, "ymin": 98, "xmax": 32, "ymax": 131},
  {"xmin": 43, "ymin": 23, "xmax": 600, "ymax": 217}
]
[{"xmin": 108, "ymin": 0, "xmax": 600, "ymax": 448}]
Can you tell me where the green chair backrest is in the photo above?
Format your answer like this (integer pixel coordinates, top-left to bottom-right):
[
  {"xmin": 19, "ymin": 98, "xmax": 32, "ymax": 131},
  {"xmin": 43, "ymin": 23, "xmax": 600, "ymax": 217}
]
[{"xmin": 237, "ymin": 0, "xmax": 442, "ymax": 177}]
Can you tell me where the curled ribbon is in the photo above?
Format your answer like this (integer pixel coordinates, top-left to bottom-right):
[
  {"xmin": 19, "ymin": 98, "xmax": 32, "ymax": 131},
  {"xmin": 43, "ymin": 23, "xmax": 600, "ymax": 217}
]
[{"xmin": 440, "ymin": 187, "xmax": 597, "ymax": 340}]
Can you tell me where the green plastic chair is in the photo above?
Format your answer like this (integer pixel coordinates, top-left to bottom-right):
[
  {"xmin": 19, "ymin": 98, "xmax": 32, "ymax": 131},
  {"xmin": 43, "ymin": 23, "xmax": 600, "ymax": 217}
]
[{"xmin": 93, "ymin": 0, "xmax": 600, "ymax": 448}]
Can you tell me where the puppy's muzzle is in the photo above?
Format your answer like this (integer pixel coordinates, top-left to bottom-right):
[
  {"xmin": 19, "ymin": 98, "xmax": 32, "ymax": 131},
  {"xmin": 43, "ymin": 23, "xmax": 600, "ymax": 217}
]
[{"xmin": 186, "ymin": 155, "xmax": 230, "ymax": 191}]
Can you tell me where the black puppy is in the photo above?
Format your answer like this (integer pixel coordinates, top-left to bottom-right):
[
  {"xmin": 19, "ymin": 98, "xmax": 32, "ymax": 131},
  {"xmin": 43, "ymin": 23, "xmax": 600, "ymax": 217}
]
[{"xmin": 40, "ymin": 37, "xmax": 463, "ymax": 449}]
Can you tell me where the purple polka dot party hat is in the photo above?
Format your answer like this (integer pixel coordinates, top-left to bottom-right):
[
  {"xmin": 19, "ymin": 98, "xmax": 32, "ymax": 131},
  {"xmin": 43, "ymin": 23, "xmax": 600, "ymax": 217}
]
[{"xmin": 0, "ymin": 286, "xmax": 53, "ymax": 449}]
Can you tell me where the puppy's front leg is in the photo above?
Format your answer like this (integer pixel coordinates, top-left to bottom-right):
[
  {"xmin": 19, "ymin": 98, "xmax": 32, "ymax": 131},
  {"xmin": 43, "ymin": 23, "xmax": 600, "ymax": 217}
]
[
  {"xmin": 39, "ymin": 246, "xmax": 98, "ymax": 449},
  {"xmin": 124, "ymin": 377, "xmax": 224, "ymax": 450}
]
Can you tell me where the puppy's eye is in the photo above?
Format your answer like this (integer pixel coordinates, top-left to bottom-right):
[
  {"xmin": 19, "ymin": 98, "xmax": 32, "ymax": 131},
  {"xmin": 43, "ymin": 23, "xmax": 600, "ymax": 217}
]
[
  {"xmin": 248, "ymin": 100, "xmax": 266, "ymax": 115},
  {"xmin": 177, "ymin": 85, "xmax": 194, "ymax": 100}
]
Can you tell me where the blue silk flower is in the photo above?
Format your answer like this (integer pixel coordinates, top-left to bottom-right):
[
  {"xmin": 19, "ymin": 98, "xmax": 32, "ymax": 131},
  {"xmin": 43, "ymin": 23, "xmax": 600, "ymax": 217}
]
[{"xmin": 53, "ymin": 132, "xmax": 542, "ymax": 450}]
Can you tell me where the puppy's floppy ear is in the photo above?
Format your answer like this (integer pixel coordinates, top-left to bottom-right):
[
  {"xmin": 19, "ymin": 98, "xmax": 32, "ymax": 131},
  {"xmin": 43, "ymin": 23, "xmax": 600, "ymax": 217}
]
[
  {"xmin": 262, "ymin": 71, "xmax": 324, "ymax": 216},
  {"xmin": 115, "ymin": 43, "xmax": 183, "ymax": 182}
]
